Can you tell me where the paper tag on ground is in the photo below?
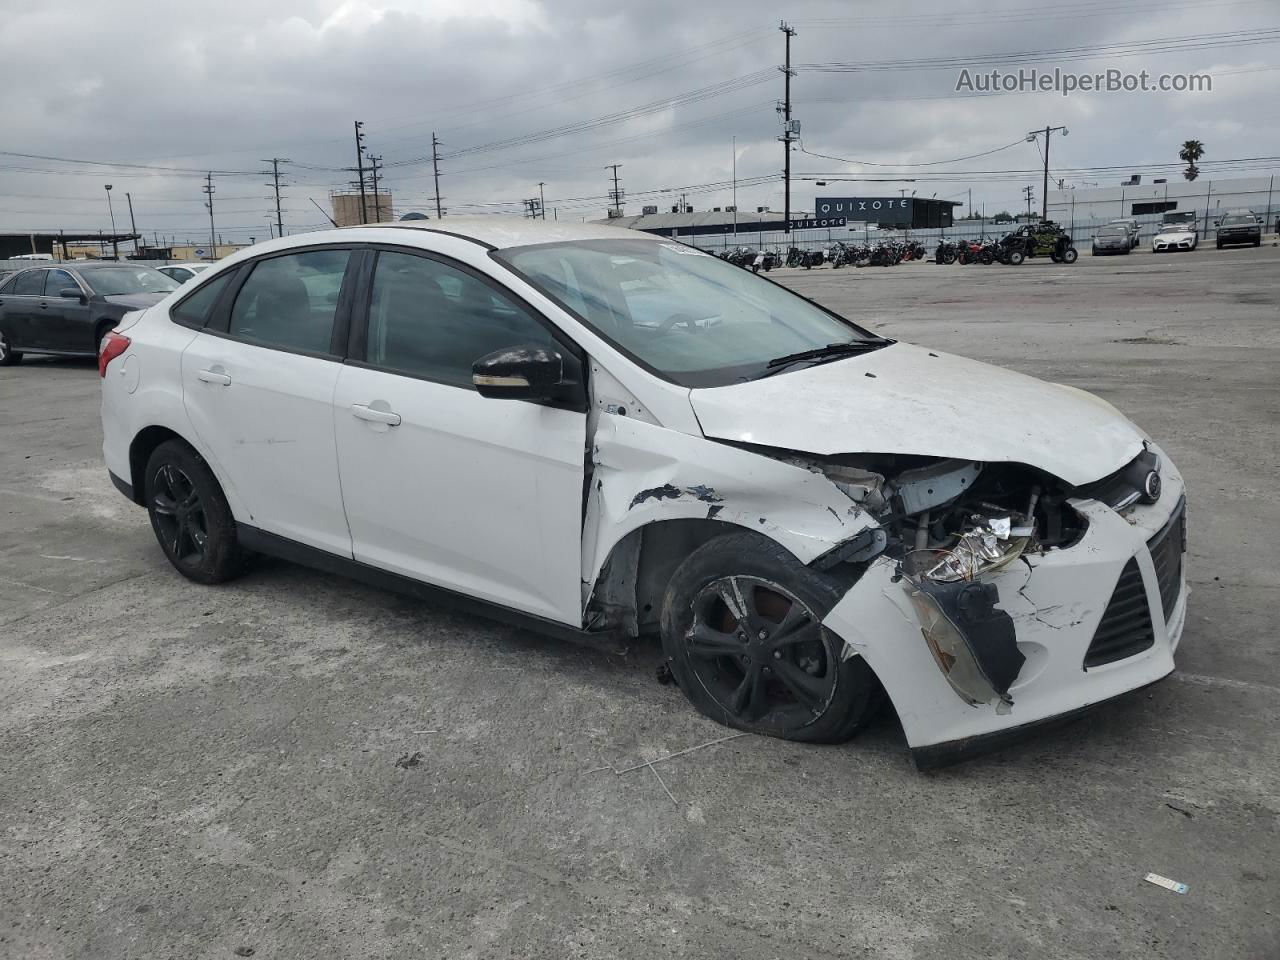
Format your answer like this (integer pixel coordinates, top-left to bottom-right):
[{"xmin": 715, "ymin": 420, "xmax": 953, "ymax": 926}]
[{"xmin": 1144, "ymin": 873, "xmax": 1188, "ymax": 894}]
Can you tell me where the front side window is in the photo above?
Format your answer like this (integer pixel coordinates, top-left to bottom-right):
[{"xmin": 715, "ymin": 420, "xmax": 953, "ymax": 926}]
[
  {"xmin": 12, "ymin": 270, "xmax": 45, "ymax": 296},
  {"xmin": 228, "ymin": 249, "xmax": 350, "ymax": 354},
  {"xmin": 365, "ymin": 250, "xmax": 561, "ymax": 387},
  {"xmin": 78, "ymin": 266, "xmax": 178, "ymax": 296},
  {"xmin": 496, "ymin": 238, "xmax": 881, "ymax": 387},
  {"xmin": 172, "ymin": 271, "xmax": 235, "ymax": 328}
]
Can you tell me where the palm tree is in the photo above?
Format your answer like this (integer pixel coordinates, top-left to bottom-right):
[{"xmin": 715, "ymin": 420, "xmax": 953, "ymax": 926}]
[{"xmin": 1179, "ymin": 140, "xmax": 1205, "ymax": 181}]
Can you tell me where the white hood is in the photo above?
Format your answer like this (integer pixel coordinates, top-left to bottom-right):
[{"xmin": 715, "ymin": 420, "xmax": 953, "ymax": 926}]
[{"xmin": 689, "ymin": 342, "xmax": 1145, "ymax": 486}]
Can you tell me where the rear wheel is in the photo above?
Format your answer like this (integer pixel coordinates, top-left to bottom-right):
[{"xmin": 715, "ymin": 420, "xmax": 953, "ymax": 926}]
[
  {"xmin": 1008, "ymin": 250, "xmax": 1025, "ymax": 265},
  {"xmin": 661, "ymin": 532, "xmax": 879, "ymax": 743},
  {"xmin": 145, "ymin": 440, "xmax": 246, "ymax": 584},
  {"xmin": 0, "ymin": 328, "xmax": 22, "ymax": 366}
]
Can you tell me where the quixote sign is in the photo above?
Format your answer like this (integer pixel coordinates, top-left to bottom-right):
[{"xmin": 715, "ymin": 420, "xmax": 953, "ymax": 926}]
[{"xmin": 815, "ymin": 197, "xmax": 913, "ymax": 224}]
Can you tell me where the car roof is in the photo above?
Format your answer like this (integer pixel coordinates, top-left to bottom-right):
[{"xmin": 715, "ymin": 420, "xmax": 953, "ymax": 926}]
[{"xmin": 342, "ymin": 215, "xmax": 658, "ymax": 251}]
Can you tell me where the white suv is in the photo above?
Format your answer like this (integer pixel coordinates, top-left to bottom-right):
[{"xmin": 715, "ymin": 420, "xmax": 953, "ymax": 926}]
[{"xmin": 101, "ymin": 218, "xmax": 1188, "ymax": 767}]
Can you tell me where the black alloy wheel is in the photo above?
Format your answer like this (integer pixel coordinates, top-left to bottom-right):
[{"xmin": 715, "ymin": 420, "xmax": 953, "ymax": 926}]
[
  {"xmin": 145, "ymin": 439, "xmax": 246, "ymax": 583},
  {"xmin": 150, "ymin": 463, "xmax": 210, "ymax": 568},
  {"xmin": 661, "ymin": 532, "xmax": 879, "ymax": 743},
  {"xmin": 685, "ymin": 575, "xmax": 836, "ymax": 731}
]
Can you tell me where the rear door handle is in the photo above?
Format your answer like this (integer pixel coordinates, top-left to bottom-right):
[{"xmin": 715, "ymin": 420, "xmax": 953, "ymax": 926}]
[
  {"xmin": 38, "ymin": 302, "xmax": 49, "ymax": 309},
  {"xmin": 197, "ymin": 368, "xmax": 232, "ymax": 386},
  {"xmin": 351, "ymin": 403, "xmax": 401, "ymax": 426}
]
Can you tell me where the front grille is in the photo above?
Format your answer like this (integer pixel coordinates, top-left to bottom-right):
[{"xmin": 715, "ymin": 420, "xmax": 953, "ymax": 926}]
[
  {"xmin": 1084, "ymin": 558, "xmax": 1155, "ymax": 668},
  {"xmin": 1147, "ymin": 495, "xmax": 1187, "ymax": 622}
]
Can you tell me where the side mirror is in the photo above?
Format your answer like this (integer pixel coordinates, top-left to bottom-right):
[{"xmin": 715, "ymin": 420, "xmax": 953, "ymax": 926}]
[
  {"xmin": 472, "ymin": 345, "xmax": 563, "ymax": 402},
  {"xmin": 60, "ymin": 287, "xmax": 86, "ymax": 302}
]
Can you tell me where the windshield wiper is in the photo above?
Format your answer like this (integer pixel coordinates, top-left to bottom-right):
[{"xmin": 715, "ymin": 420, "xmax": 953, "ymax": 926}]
[{"xmin": 760, "ymin": 339, "xmax": 892, "ymax": 377}]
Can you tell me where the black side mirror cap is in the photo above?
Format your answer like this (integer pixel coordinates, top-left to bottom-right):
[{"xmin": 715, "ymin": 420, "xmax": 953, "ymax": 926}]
[
  {"xmin": 59, "ymin": 288, "xmax": 86, "ymax": 302},
  {"xmin": 472, "ymin": 345, "xmax": 563, "ymax": 402}
]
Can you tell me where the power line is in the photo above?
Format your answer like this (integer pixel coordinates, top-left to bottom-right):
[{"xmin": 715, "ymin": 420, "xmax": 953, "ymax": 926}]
[{"xmin": 802, "ymin": 28, "xmax": 1280, "ymax": 73}]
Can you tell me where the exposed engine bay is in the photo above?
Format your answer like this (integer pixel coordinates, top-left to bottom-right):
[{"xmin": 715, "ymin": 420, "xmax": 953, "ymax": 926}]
[{"xmin": 777, "ymin": 447, "xmax": 1164, "ymax": 712}]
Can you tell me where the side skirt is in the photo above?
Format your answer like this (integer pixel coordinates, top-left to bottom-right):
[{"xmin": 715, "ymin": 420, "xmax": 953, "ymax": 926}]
[{"xmin": 235, "ymin": 523, "xmax": 627, "ymax": 654}]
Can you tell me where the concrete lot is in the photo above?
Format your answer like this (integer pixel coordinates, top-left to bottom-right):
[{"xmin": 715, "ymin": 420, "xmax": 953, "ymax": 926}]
[{"xmin": 2, "ymin": 244, "xmax": 1278, "ymax": 959}]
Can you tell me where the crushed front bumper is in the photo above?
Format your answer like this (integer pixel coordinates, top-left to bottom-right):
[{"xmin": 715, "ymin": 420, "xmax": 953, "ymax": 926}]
[{"xmin": 822, "ymin": 451, "xmax": 1187, "ymax": 767}]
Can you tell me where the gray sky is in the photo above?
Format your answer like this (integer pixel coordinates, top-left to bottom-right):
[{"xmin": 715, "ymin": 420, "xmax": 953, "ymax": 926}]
[{"xmin": 0, "ymin": 0, "xmax": 1276, "ymax": 242}]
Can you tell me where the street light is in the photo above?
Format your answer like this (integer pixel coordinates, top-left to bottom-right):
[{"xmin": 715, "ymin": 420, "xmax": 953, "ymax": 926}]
[{"xmin": 104, "ymin": 185, "xmax": 118, "ymax": 259}]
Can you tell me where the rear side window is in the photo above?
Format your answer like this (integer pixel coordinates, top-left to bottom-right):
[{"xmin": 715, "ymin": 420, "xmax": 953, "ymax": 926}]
[
  {"xmin": 171, "ymin": 271, "xmax": 235, "ymax": 328},
  {"xmin": 45, "ymin": 270, "xmax": 76, "ymax": 294},
  {"xmin": 12, "ymin": 271, "xmax": 44, "ymax": 296},
  {"xmin": 228, "ymin": 250, "xmax": 350, "ymax": 354}
]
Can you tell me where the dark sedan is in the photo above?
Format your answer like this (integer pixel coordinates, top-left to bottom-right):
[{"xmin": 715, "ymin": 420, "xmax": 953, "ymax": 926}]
[
  {"xmin": 0, "ymin": 262, "xmax": 177, "ymax": 366},
  {"xmin": 1216, "ymin": 213, "xmax": 1262, "ymax": 249}
]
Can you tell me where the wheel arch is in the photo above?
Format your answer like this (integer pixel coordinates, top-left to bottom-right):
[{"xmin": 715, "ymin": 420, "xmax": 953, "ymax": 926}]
[
  {"xmin": 128, "ymin": 424, "xmax": 239, "ymax": 517},
  {"xmin": 587, "ymin": 517, "xmax": 761, "ymax": 635}
]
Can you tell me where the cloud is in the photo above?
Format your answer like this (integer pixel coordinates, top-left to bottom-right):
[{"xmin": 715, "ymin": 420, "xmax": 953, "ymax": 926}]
[{"xmin": 0, "ymin": 0, "xmax": 1274, "ymax": 239}]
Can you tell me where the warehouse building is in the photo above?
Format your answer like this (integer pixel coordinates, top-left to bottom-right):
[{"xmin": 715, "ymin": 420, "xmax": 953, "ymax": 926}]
[{"xmin": 1047, "ymin": 174, "xmax": 1279, "ymax": 235}]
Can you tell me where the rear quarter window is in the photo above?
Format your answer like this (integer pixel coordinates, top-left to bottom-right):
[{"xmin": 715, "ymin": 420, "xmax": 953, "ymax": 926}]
[{"xmin": 171, "ymin": 271, "xmax": 235, "ymax": 329}]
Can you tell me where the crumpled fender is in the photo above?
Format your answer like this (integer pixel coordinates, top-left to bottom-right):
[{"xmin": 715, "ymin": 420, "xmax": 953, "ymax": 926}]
[{"xmin": 582, "ymin": 413, "xmax": 874, "ymax": 598}]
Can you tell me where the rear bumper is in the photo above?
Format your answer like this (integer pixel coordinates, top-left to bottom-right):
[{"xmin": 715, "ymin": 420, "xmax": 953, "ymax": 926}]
[{"xmin": 822, "ymin": 448, "xmax": 1187, "ymax": 765}]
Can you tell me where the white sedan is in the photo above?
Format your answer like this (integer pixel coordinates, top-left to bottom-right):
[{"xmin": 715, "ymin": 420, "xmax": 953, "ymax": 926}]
[
  {"xmin": 1152, "ymin": 223, "xmax": 1199, "ymax": 252},
  {"xmin": 99, "ymin": 218, "xmax": 1187, "ymax": 768}
]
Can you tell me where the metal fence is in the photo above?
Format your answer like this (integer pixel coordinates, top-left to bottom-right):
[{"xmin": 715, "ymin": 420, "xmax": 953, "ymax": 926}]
[{"xmin": 674, "ymin": 208, "xmax": 1277, "ymax": 255}]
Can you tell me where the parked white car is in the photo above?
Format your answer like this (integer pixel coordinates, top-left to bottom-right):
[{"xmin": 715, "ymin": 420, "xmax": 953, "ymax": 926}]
[
  {"xmin": 1152, "ymin": 221, "xmax": 1199, "ymax": 252},
  {"xmin": 99, "ymin": 219, "xmax": 1187, "ymax": 767},
  {"xmin": 156, "ymin": 263, "xmax": 213, "ymax": 284}
]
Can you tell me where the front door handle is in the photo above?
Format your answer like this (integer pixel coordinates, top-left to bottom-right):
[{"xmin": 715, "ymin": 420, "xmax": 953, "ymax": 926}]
[
  {"xmin": 197, "ymin": 368, "xmax": 232, "ymax": 386},
  {"xmin": 351, "ymin": 403, "xmax": 401, "ymax": 426}
]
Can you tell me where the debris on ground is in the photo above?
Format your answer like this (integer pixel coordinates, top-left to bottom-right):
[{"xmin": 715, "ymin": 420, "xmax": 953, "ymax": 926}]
[
  {"xmin": 394, "ymin": 751, "xmax": 425, "ymax": 770},
  {"xmin": 655, "ymin": 661, "xmax": 675, "ymax": 686},
  {"xmin": 1144, "ymin": 873, "xmax": 1189, "ymax": 894}
]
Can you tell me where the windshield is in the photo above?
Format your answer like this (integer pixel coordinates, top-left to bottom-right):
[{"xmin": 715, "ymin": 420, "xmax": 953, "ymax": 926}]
[
  {"xmin": 79, "ymin": 266, "xmax": 178, "ymax": 296},
  {"xmin": 1098, "ymin": 227, "xmax": 1127, "ymax": 237},
  {"xmin": 495, "ymin": 238, "xmax": 881, "ymax": 386},
  {"xmin": 1221, "ymin": 215, "xmax": 1254, "ymax": 225}
]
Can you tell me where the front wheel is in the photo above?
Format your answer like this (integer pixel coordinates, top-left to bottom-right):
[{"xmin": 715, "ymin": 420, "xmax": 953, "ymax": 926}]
[
  {"xmin": 1008, "ymin": 250, "xmax": 1025, "ymax": 265},
  {"xmin": 660, "ymin": 532, "xmax": 880, "ymax": 743},
  {"xmin": 1062, "ymin": 247, "xmax": 1079, "ymax": 264},
  {"xmin": 145, "ymin": 440, "xmax": 247, "ymax": 584}
]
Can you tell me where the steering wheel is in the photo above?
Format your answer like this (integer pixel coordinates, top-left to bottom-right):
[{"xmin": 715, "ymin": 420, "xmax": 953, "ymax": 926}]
[{"xmin": 656, "ymin": 312, "xmax": 702, "ymax": 335}]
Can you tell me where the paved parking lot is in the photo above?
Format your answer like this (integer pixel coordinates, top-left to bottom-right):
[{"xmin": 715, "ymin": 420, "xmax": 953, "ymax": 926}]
[{"xmin": 3, "ymin": 245, "xmax": 1278, "ymax": 959}]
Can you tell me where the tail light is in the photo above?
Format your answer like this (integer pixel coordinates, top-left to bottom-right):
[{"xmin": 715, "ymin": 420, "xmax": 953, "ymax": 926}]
[{"xmin": 98, "ymin": 331, "xmax": 131, "ymax": 378}]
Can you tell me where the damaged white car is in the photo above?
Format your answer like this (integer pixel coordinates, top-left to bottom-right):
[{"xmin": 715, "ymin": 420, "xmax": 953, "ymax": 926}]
[{"xmin": 100, "ymin": 219, "xmax": 1187, "ymax": 767}]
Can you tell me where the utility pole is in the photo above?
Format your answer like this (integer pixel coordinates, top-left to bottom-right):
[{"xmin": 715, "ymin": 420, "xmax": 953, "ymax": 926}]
[
  {"xmin": 264, "ymin": 158, "xmax": 289, "ymax": 237},
  {"xmin": 353, "ymin": 121, "xmax": 367, "ymax": 224},
  {"xmin": 104, "ymin": 184, "xmax": 118, "ymax": 259},
  {"xmin": 606, "ymin": 164, "xmax": 624, "ymax": 215},
  {"xmin": 203, "ymin": 173, "xmax": 216, "ymax": 259},
  {"xmin": 431, "ymin": 132, "xmax": 444, "ymax": 218},
  {"xmin": 538, "ymin": 181, "xmax": 546, "ymax": 219},
  {"xmin": 779, "ymin": 21, "xmax": 797, "ymax": 235},
  {"xmin": 369, "ymin": 155, "xmax": 383, "ymax": 223},
  {"xmin": 125, "ymin": 191, "xmax": 138, "ymax": 257},
  {"xmin": 1022, "ymin": 185, "xmax": 1035, "ymax": 220},
  {"xmin": 1027, "ymin": 125, "xmax": 1067, "ymax": 221},
  {"xmin": 732, "ymin": 136, "xmax": 738, "ymax": 239}
]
